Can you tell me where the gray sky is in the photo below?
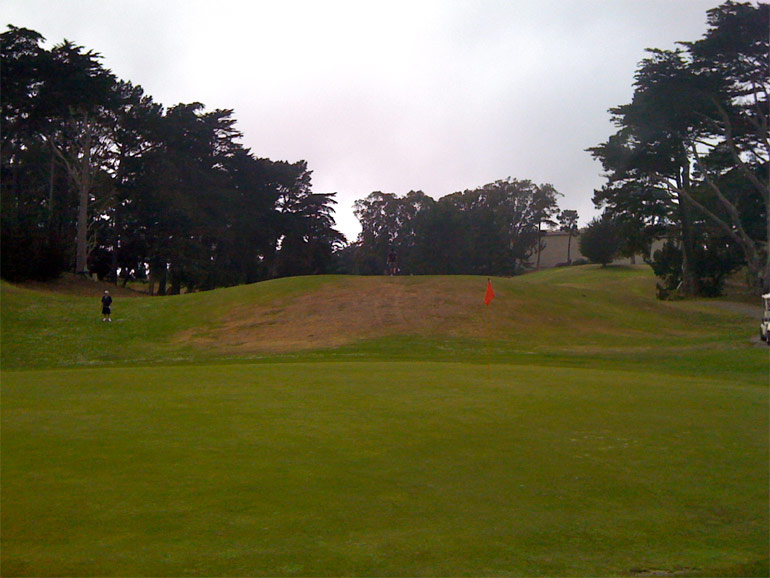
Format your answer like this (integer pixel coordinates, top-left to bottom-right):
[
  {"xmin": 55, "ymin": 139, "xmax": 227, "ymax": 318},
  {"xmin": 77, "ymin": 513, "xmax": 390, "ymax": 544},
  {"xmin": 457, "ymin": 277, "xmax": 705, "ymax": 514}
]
[{"xmin": 4, "ymin": 0, "xmax": 720, "ymax": 241}]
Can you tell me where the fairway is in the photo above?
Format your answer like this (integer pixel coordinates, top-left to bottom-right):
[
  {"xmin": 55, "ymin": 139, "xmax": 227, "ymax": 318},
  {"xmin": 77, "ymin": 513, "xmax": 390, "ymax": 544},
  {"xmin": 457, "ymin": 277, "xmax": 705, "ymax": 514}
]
[{"xmin": 2, "ymin": 268, "xmax": 768, "ymax": 576}]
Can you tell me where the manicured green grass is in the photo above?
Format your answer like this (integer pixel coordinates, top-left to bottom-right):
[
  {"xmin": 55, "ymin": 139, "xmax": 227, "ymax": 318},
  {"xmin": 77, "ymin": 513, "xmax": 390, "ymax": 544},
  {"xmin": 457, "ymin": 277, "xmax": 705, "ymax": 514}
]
[
  {"xmin": 2, "ymin": 362, "xmax": 767, "ymax": 576},
  {"xmin": 1, "ymin": 267, "xmax": 768, "ymax": 576}
]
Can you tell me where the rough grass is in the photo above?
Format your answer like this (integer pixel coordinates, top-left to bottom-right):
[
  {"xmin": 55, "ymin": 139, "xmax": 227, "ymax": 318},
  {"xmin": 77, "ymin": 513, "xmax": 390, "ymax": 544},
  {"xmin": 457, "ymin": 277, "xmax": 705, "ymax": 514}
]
[{"xmin": 1, "ymin": 266, "xmax": 768, "ymax": 576}]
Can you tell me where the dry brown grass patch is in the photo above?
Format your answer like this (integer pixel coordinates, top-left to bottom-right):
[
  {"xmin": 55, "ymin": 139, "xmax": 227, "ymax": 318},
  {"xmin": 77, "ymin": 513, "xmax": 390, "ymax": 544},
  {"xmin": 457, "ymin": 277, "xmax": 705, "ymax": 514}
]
[{"xmin": 174, "ymin": 277, "xmax": 505, "ymax": 354}]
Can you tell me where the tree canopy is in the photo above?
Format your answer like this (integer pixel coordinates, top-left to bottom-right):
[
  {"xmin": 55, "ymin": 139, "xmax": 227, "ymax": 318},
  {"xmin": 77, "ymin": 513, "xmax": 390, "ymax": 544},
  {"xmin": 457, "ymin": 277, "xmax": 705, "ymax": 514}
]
[
  {"xmin": 1, "ymin": 23, "xmax": 578, "ymax": 286},
  {"xmin": 346, "ymin": 179, "xmax": 563, "ymax": 276},
  {"xmin": 588, "ymin": 1, "xmax": 769, "ymax": 295},
  {"xmin": 1, "ymin": 25, "xmax": 344, "ymax": 290},
  {"xmin": 9, "ymin": 2, "xmax": 761, "ymax": 292}
]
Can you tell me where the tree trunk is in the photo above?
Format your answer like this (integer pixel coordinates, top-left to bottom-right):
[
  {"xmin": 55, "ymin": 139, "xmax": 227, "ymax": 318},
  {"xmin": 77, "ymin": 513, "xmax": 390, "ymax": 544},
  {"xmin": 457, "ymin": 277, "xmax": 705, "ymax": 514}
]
[
  {"xmin": 168, "ymin": 265, "xmax": 182, "ymax": 295},
  {"xmin": 156, "ymin": 263, "xmax": 167, "ymax": 296},
  {"xmin": 48, "ymin": 154, "xmax": 56, "ymax": 229},
  {"xmin": 148, "ymin": 257, "xmax": 163, "ymax": 296},
  {"xmin": 677, "ymin": 163, "xmax": 699, "ymax": 296},
  {"xmin": 74, "ymin": 121, "xmax": 93, "ymax": 275},
  {"xmin": 75, "ymin": 185, "xmax": 89, "ymax": 274},
  {"xmin": 110, "ymin": 234, "xmax": 119, "ymax": 285},
  {"xmin": 763, "ymin": 205, "xmax": 770, "ymax": 294}
]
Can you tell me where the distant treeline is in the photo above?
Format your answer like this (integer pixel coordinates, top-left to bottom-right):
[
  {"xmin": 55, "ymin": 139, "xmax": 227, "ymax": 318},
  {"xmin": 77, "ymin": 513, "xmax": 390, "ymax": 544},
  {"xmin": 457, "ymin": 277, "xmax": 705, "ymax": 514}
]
[
  {"xmin": 1, "ymin": 26, "xmax": 344, "ymax": 292},
  {"xmin": 4, "ymin": 0, "xmax": 767, "ymax": 296},
  {"xmin": 1, "ymin": 25, "xmax": 575, "ymax": 290},
  {"xmin": 0, "ymin": 25, "xmax": 572, "ymax": 290},
  {"xmin": 341, "ymin": 182, "xmax": 569, "ymax": 276}
]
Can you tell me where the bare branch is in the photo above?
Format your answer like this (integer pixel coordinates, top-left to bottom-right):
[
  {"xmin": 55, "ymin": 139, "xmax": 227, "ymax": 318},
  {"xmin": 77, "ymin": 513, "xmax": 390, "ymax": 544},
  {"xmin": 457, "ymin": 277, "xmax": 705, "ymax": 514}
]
[
  {"xmin": 712, "ymin": 98, "xmax": 770, "ymax": 205},
  {"xmin": 688, "ymin": 144, "xmax": 763, "ymax": 255},
  {"xmin": 45, "ymin": 138, "xmax": 82, "ymax": 184}
]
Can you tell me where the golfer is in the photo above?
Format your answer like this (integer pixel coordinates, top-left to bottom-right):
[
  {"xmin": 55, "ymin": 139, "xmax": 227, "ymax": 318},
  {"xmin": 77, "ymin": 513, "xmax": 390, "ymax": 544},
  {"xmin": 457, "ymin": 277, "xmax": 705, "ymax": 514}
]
[
  {"xmin": 101, "ymin": 290, "xmax": 113, "ymax": 322},
  {"xmin": 387, "ymin": 249, "xmax": 398, "ymax": 276}
]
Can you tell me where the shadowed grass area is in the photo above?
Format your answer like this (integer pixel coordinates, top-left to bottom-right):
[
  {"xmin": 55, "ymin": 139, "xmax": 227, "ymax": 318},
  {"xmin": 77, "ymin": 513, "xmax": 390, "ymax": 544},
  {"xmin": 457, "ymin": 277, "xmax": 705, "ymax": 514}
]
[{"xmin": 1, "ymin": 266, "xmax": 767, "ymax": 576}]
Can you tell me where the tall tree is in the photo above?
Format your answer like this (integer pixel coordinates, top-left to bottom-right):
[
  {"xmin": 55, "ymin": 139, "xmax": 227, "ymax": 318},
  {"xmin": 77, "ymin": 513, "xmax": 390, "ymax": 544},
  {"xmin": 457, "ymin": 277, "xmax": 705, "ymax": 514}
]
[
  {"xmin": 589, "ymin": 1, "xmax": 769, "ymax": 293},
  {"xmin": 275, "ymin": 161, "xmax": 345, "ymax": 277},
  {"xmin": 123, "ymin": 103, "xmax": 241, "ymax": 293},
  {"xmin": 531, "ymin": 183, "xmax": 562, "ymax": 268},
  {"xmin": 683, "ymin": 0, "xmax": 769, "ymax": 292},
  {"xmin": 104, "ymin": 81, "xmax": 165, "ymax": 284},
  {"xmin": 589, "ymin": 48, "xmax": 708, "ymax": 294},
  {"xmin": 35, "ymin": 40, "xmax": 119, "ymax": 274},
  {"xmin": 214, "ymin": 151, "xmax": 282, "ymax": 285},
  {"xmin": 558, "ymin": 209, "xmax": 579, "ymax": 264},
  {"xmin": 1, "ymin": 26, "xmax": 76, "ymax": 280}
]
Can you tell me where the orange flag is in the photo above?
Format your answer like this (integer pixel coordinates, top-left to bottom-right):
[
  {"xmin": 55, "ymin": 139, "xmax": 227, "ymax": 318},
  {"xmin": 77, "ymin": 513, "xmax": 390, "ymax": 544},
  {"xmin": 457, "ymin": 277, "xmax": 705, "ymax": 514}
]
[{"xmin": 484, "ymin": 278, "xmax": 495, "ymax": 306}]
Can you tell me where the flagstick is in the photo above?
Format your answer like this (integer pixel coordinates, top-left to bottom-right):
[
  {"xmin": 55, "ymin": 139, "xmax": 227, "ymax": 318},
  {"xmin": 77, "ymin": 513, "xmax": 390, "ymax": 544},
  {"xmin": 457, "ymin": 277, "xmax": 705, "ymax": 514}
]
[
  {"xmin": 486, "ymin": 301, "xmax": 492, "ymax": 382},
  {"xmin": 484, "ymin": 278, "xmax": 494, "ymax": 382}
]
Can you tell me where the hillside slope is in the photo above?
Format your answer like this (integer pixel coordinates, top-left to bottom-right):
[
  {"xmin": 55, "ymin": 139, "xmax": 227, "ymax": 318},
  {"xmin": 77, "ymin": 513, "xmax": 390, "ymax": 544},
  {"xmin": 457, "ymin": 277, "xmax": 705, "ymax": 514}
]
[
  {"xmin": 171, "ymin": 268, "xmax": 749, "ymax": 352},
  {"xmin": 1, "ymin": 266, "xmax": 762, "ymax": 370}
]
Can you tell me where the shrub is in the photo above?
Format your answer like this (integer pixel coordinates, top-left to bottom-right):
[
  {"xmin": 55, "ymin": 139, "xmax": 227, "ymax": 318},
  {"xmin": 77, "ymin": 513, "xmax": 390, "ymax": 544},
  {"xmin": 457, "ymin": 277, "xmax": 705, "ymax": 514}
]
[{"xmin": 579, "ymin": 216, "xmax": 620, "ymax": 267}]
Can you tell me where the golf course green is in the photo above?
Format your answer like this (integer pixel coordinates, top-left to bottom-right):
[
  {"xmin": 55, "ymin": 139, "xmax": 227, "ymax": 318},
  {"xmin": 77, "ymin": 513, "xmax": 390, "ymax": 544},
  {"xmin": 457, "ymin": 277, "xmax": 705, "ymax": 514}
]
[{"xmin": 1, "ymin": 266, "xmax": 767, "ymax": 576}]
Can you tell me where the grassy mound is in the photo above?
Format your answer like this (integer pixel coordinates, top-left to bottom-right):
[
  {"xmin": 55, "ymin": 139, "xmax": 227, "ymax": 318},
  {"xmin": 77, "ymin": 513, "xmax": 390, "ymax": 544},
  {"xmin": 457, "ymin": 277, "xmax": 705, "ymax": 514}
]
[{"xmin": 1, "ymin": 265, "xmax": 762, "ymax": 371}]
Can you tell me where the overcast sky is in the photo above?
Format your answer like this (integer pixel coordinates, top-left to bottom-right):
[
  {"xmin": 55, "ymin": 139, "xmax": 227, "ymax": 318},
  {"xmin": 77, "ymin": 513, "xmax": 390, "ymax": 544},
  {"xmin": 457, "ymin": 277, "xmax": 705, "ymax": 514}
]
[{"xmin": 4, "ymin": 0, "xmax": 721, "ymax": 241}]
